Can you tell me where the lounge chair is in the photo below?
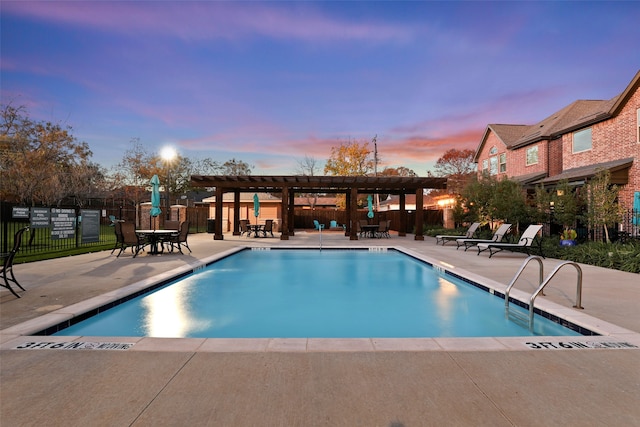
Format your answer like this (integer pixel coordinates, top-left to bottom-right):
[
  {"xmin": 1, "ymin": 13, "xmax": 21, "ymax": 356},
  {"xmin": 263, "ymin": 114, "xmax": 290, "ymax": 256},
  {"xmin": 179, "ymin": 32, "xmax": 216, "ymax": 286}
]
[
  {"xmin": 168, "ymin": 221, "xmax": 192, "ymax": 254},
  {"xmin": 313, "ymin": 220, "xmax": 325, "ymax": 231},
  {"xmin": 435, "ymin": 222, "xmax": 480, "ymax": 245},
  {"xmin": 456, "ymin": 223, "xmax": 512, "ymax": 251},
  {"xmin": 477, "ymin": 224, "xmax": 544, "ymax": 258},
  {"xmin": 1, "ymin": 226, "xmax": 29, "ymax": 298}
]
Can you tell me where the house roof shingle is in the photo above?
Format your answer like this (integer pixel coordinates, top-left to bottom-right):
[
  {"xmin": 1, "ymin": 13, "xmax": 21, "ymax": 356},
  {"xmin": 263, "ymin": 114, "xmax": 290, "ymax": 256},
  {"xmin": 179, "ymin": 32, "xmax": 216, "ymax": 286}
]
[
  {"xmin": 479, "ymin": 70, "xmax": 640, "ymax": 153},
  {"xmin": 534, "ymin": 158, "xmax": 634, "ymax": 186}
]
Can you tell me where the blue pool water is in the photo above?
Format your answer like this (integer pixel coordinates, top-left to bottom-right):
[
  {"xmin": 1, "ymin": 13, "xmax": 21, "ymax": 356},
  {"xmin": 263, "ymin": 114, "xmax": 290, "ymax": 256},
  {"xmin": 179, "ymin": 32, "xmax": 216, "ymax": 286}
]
[{"xmin": 55, "ymin": 249, "xmax": 580, "ymax": 338}]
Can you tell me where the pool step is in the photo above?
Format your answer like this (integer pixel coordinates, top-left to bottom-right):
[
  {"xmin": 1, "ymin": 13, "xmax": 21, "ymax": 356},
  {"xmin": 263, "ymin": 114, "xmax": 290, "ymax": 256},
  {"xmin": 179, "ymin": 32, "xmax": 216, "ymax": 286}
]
[{"xmin": 507, "ymin": 309, "xmax": 530, "ymax": 330}]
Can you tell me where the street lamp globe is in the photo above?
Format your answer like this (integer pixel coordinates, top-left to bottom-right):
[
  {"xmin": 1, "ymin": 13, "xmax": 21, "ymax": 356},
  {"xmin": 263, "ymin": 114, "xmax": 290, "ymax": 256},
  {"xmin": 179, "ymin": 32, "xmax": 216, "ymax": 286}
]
[
  {"xmin": 161, "ymin": 146, "xmax": 177, "ymax": 162},
  {"xmin": 160, "ymin": 147, "xmax": 177, "ymax": 221}
]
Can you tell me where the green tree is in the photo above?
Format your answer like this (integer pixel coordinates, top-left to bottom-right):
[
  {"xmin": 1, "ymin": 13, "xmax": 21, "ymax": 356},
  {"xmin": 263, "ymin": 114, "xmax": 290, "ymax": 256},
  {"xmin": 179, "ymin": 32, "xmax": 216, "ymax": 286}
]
[
  {"xmin": 457, "ymin": 175, "xmax": 495, "ymax": 226},
  {"xmin": 491, "ymin": 178, "xmax": 529, "ymax": 233},
  {"xmin": 550, "ymin": 179, "xmax": 580, "ymax": 233},
  {"xmin": 585, "ymin": 170, "xmax": 623, "ymax": 243},
  {"xmin": 457, "ymin": 175, "xmax": 529, "ymax": 233},
  {"xmin": 531, "ymin": 184, "xmax": 553, "ymax": 225}
]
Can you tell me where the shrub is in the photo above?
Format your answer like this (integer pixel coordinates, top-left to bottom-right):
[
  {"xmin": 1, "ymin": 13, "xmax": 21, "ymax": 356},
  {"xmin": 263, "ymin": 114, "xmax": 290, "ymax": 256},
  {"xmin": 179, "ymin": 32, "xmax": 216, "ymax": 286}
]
[{"xmin": 542, "ymin": 239, "xmax": 640, "ymax": 273}]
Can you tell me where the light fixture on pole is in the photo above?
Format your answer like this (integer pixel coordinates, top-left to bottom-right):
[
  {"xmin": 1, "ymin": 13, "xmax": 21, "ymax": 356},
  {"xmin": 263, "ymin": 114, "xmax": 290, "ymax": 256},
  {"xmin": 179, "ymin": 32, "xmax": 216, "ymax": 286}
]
[{"xmin": 160, "ymin": 146, "xmax": 177, "ymax": 221}]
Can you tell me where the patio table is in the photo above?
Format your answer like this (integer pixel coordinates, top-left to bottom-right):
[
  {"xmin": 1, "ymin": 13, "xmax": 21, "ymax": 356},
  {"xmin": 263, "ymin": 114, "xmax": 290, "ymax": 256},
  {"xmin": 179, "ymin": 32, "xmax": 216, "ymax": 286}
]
[
  {"xmin": 136, "ymin": 229, "xmax": 178, "ymax": 254},
  {"xmin": 361, "ymin": 224, "xmax": 379, "ymax": 238},
  {"xmin": 247, "ymin": 224, "xmax": 265, "ymax": 238}
]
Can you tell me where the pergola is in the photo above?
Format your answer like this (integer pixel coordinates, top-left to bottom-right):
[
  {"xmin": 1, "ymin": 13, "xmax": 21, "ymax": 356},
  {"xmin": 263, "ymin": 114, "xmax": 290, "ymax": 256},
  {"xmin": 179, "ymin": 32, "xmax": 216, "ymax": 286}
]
[{"xmin": 190, "ymin": 175, "xmax": 447, "ymax": 241}]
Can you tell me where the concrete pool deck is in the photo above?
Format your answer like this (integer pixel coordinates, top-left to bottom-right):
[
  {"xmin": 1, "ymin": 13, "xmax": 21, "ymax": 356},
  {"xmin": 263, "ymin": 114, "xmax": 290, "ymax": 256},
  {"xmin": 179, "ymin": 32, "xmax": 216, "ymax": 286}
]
[{"xmin": 1, "ymin": 231, "xmax": 639, "ymax": 426}]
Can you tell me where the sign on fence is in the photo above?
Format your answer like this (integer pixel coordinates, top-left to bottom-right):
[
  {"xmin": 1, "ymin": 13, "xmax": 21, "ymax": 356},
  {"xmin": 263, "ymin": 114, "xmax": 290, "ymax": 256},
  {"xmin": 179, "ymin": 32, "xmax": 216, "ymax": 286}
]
[
  {"xmin": 30, "ymin": 207, "xmax": 50, "ymax": 228},
  {"xmin": 50, "ymin": 208, "xmax": 75, "ymax": 240},
  {"xmin": 12, "ymin": 207, "xmax": 29, "ymax": 219},
  {"xmin": 81, "ymin": 209, "xmax": 100, "ymax": 243}
]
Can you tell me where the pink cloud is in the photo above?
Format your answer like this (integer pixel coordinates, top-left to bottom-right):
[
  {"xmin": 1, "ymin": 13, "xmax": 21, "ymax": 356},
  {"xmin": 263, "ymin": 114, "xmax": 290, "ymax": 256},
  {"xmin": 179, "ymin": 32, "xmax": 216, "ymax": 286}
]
[{"xmin": 4, "ymin": 2, "xmax": 413, "ymax": 43}]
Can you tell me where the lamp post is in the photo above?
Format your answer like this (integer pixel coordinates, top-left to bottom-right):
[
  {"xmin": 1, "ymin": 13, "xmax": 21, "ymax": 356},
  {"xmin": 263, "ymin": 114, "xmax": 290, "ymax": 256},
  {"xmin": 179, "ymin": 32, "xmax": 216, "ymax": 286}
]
[{"xmin": 161, "ymin": 147, "xmax": 177, "ymax": 221}]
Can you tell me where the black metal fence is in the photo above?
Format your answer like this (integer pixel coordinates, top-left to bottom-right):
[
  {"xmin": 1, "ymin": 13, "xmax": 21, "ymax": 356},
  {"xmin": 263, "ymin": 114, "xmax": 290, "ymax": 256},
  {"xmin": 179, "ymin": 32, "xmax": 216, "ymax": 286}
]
[
  {"xmin": 0, "ymin": 201, "xmax": 210, "ymax": 259},
  {"xmin": 3, "ymin": 199, "xmax": 636, "ymax": 259}
]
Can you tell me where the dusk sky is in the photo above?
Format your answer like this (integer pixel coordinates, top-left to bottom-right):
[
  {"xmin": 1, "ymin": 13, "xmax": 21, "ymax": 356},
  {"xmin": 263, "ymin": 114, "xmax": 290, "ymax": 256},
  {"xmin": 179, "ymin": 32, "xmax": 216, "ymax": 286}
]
[{"xmin": 2, "ymin": 1, "xmax": 639, "ymax": 176}]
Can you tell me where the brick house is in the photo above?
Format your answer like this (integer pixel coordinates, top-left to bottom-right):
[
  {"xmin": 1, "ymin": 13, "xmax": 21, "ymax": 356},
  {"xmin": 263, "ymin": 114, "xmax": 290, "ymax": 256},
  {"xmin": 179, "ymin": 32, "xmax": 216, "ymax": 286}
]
[{"xmin": 473, "ymin": 70, "xmax": 639, "ymax": 232}]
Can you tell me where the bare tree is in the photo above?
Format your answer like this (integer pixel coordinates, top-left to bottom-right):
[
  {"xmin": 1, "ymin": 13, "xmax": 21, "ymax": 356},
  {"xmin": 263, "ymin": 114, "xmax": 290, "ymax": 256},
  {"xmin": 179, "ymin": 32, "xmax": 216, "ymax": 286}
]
[
  {"xmin": 109, "ymin": 138, "xmax": 155, "ymax": 208},
  {"xmin": 295, "ymin": 155, "xmax": 320, "ymax": 176},
  {"xmin": 220, "ymin": 158, "xmax": 253, "ymax": 175},
  {"xmin": 294, "ymin": 155, "xmax": 322, "ymax": 208}
]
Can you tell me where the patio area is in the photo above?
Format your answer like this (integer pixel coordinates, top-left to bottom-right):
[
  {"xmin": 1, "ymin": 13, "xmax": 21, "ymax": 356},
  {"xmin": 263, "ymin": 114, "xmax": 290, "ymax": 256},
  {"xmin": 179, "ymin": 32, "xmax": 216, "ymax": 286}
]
[{"xmin": 1, "ymin": 231, "xmax": 639, "ymax": 426}]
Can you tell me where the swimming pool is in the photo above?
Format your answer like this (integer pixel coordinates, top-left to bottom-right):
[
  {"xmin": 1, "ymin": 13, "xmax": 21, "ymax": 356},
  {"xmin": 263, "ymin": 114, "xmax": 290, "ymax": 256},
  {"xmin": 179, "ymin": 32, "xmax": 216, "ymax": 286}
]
[{"xmin": 52, "ymin": 249, "xmax": 582, "ymax": 338}]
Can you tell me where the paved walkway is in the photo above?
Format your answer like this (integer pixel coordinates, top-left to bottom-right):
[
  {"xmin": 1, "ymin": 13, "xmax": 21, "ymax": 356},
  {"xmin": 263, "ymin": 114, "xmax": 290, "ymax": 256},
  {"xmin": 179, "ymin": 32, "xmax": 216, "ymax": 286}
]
[{"xmin": 2, "ymin": 231, "xmax": 639, "ymax": 426}]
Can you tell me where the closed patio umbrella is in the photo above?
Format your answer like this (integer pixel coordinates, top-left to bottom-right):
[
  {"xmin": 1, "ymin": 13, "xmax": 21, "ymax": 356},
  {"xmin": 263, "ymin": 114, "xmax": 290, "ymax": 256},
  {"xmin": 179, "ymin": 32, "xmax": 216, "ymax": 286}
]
[
  {"xmin": 150, "ymin": 174, "xmax": 162, "ymax": 223},
  {"xmin": 253, "ymin": 193, "xmax": 260, "ymax": 225},
  {"xmin": 367, "ymin": 194, "xmax": 374, "ymax": 219}
]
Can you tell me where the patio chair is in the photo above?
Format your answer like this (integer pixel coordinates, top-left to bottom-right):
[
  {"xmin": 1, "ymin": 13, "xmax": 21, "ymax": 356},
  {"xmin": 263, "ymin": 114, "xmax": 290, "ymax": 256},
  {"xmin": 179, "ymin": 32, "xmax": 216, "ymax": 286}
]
[
  {"xmin": 239, "ymin": 219, "xmax": 250, "ymax": 237},
  {"xmin": 456, "ymin": 223, "xmax": 512, "ymax": 251},
  {"xmin": 117, "ymin": 222, "xmax": 145, "ymax": 258},
  {"xmin": 164, "ymin": 220, "xmax": 180, "ymax": 231},
  {"xmin": 435, "ymin": 222, "xmax": 480, "ymax": 245},
  {"xmin": 477, "ymin": 224, "xmax": 544, "ymax": 258},
  {"xmin": 169, "ymin": 221, "xmax": 192, "ymax": 254},
  {"xmin": 1, "ymin": 226, "xmax": 29, "ymax": 298},
  {"xmin": 111, "ymin": 221, "xmax": 124, "ymax": 254},
  {"xmin": 313, "ymin": 220, "xmax": 325, "ymax": 231},
  {"xmin": 377, "ymin": 220, "xmax": 391, "ymax": 238},
  {"xmin": 357, "ymin": 219, "xmax": 368, "ymax": 237},
  {"xmin": 263, "ymin": 219, "xmax": 275, "ymax": 237}
]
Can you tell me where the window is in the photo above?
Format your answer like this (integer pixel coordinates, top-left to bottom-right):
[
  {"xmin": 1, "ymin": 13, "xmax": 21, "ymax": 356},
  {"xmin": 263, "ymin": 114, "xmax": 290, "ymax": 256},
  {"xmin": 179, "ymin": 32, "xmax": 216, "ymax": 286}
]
[
  {"xmin": 499, "ymin": 153, "xmax": 506, "ymax": 172},
  {"xmin": 482, "ymin": 159, "xmax": 488, "ymax": 172},
  {"xmin": 526, "ymin": 146, "xmax": 538, "ymax": 165},
  {"xmin": 489, "ymin": 146, "xmax": 497, "ymax": 155},
  {"xmin": 489, "ymin": 156, "xmax": 498, "ymax": 175},
  {"xmin": 573, "ymin": 128, "xmax": 592, "ymax": 153}
]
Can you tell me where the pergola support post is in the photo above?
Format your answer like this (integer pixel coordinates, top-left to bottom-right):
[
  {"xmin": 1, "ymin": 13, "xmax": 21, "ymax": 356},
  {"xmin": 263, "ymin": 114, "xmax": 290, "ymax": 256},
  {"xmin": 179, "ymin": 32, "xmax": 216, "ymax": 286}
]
[
  {"xmin": 232, "ymin": 191, "xmax": 241, "ymax": 235},
  {"xmin": 280, "ymin": 186, "xmax": 289, "ymax": 240},
  {"xmin": 288, "ymin": 189, "xmax": 295, "ymax": 236},
  {"xmin": 399, "ymin": 193, "xmax": 406, "ymax": 236},
  {"xmin": 349, "ymin": 187, "xmax": 359, "ymax": 240},
  {"xmin": 214, "ymin": 186, "xmax": 224, "ymax": 240},
  {"xmin": 415, "ymin": 188, "xmax": 424, "ymax": 241}
]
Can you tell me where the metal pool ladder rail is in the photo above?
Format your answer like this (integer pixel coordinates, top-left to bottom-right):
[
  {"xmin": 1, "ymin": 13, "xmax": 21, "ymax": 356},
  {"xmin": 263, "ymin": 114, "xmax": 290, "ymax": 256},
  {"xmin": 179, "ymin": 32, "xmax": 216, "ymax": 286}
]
[{"xmin": 505, "ymin": 255, "xmax": 584, "ymax": 331}]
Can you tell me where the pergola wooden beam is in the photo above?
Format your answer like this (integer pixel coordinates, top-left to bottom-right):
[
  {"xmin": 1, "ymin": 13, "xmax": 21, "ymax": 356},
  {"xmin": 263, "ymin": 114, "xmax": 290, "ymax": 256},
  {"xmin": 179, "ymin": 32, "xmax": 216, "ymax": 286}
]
[{"xmin": 191, "ymin": 175, "xmax": 447, "ymax": 241}]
